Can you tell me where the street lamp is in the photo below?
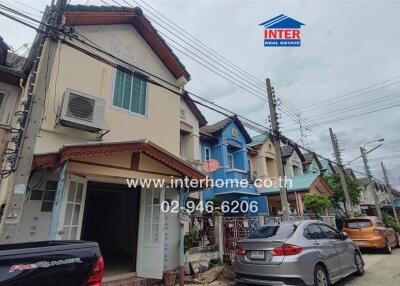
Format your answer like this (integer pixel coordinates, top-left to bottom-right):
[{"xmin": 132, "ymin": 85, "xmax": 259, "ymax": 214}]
[
  {"xmin": 360, "ymin": 138, "xmax": 384, "ymax": 219},
  {"xmin": 363, "ymin": 138, "xmax": 384, "ymax": 149},
  {"xmin": 344, "ymin": 138, "xmax": 384, "ymax": 166}
]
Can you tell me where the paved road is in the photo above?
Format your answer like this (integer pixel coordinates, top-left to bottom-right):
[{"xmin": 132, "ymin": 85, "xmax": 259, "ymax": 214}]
[{"xmin": 336, "ymin": 249, "xmax": 400, "ymax": 285}]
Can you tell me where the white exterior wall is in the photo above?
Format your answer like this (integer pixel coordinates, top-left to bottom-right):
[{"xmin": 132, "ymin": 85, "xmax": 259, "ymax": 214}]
[
  {"xmin": 179, "ymin": 99, "xmax": 200, "ymax": 162},
  {"xmin": 35, "ymin": 24, "xmax": 182, "ymax": 155},
  {"xmin": 284, "ymin": 152, "xmax": 303, "ymax": 178}
]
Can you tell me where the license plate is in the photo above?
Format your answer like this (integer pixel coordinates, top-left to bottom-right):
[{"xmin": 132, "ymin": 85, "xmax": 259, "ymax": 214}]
[
  {"xmin": 356, "ymin": 241, "xmax": 366, "ymax": 247},
  {"xmin": 250, "ymin": 251, "xmax": 265, "ymax": 260}
]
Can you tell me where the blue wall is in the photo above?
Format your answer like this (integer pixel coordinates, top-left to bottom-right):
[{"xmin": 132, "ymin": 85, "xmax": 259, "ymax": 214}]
[{"xmin": 200, "ymin": 120, "xmax": 268, "ymax": 215}]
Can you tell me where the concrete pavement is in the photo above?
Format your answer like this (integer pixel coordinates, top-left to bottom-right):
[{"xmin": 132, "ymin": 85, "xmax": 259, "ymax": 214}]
[{"xmin": 336, "ymin": 249, "xmax": 400, "ymax": 285}]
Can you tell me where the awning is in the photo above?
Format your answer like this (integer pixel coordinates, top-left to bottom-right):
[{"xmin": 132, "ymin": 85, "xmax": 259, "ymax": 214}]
[{"xmin": 33, "ymin": 140, "xmax": 206, "ymax": 181}]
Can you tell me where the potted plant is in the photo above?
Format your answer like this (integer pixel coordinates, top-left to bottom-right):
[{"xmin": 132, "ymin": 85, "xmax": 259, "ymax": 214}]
[{"xmin": 163, "ymin": 270, "xmax": 176, "ymax": 286}]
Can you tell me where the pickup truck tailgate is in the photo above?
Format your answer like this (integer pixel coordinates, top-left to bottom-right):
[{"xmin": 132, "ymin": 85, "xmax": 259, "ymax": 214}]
[{"xmin": 0, "ymin": 240, "xmax": 102, "ymax": 286}]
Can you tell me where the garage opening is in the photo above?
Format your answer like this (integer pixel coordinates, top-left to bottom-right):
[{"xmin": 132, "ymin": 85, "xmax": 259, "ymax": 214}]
[{"xmin": 81, "ymin": 181, "xmax": 140, "ymax": 276}]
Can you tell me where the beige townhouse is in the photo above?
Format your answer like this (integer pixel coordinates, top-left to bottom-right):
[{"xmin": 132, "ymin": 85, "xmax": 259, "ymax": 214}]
[
  {"xmin": 248, "ymin": 133, "xmax": 333, "ymax": 216},
  {"xmin": 0, "ymin": 5, "xmax": 207, "ymax": 282}
]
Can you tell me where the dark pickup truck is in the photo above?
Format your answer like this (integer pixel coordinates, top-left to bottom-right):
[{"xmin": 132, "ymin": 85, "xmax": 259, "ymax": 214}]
[{"xmin": 0, "ymin": 240, "xmax": 103, "ymax": 286}]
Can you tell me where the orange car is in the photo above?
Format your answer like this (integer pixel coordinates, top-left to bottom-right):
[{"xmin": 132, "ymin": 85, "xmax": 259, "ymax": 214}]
[{"xmin": 342, "ymin": 216, "xmax": 399, "ymax": 254}]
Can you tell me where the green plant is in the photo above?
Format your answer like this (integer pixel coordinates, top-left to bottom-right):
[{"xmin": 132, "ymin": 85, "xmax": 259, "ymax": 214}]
[
  {"xmin": 209, "ymin": 258, "xmax": 224, "ymax": 268},
  {"xmin": 324, "ymin": 174, "xmax": 362, "ymax": 214},
  {"xmin": 184, "ymin": 229, "xmax": 200, "ymax": 252},
  {"xmin": 211, "ymin": 197, "xmax": 223, "ymax": 212},
  {"xmin": 304, "ymin": 193, "xmax": 332, "ymax": 218},
  {"xmin": 382, "ymin": 213, "xmax": 400, "ymax": 233}
]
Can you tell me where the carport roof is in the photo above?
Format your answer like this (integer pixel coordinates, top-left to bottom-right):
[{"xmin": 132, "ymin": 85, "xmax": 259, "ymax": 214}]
[{"xmin": 33, "ymin": 140, "xmax": 206, "ymax": 181}]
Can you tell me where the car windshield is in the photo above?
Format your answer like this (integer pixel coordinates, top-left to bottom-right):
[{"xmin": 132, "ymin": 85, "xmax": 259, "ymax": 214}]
[
  {"xmin": 345, "ymin": 219, "xmax": 372, "ymax": 228},
  {"xmin": 247, "ymin": 224, "xmax": 295, "ymax": 240}
]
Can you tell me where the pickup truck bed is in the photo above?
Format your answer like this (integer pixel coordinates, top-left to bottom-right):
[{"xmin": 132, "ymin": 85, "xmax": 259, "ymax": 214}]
[{"xmin": 0, "ymin": 240, "xmax": 103, "ymax": 286}]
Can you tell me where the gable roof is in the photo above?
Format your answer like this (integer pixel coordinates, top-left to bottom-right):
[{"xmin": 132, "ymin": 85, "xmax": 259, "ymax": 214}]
[
  {"xmin": 0, "ymin": 36, "xmax": 9, "ymax": 51},
  {"xmin": 259, "ymin": 173, "xmax": 319, "ymax": 193},
  {"xmin": 281, "ymin": 145, "xmax": 305, "ymax": 162},
  {"xmin": 64, "ymin": 5, "xmax": 190, "ymax": 81},
  {"xmin": 200, "ymin": 115, "xmax": 252, "ymax": 144},
  {"xmin": 32, "ymin": 140, "xmax": 206, "ymax": 181},
  {"xmin": 259, "ymin": 14, "xmax": 305, "ymax": 29},
  {"xmin": 303, "ymin": 152, "xmax": 322, "ymax": 169},
  {"xmin": 181, "ymin": 91, "xmax": 207, "ymax": 127},
  {"xmin": 248, "ymin": 132, "xmax": 271, "ymax": 147},
  {"xmin": 320, "ymin": 158, "xmax": 336, "ymax": 173},
  {"xmin": 334, "ymin": 166, "xmax": 356, "ymax": 178}
]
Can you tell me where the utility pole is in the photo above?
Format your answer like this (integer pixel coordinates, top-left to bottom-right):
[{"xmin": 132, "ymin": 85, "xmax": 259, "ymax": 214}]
[
  {"xmin": 360, "ymin": 147, "xmax": 382, "ymax": 219},
  {"xmin": 329, "ymin": 128, "xmax": 353, "ymax": 217},
  {"xmin": 0, "ymin": 0, "xmax": 67, "ymax": 243},
  {"xmin": 381, "ymin": 161, "xmax": 399, "ymax": 223},
  {"xmin": 266, "ymin": 78, "xmax": 289, "ymax": 222}
]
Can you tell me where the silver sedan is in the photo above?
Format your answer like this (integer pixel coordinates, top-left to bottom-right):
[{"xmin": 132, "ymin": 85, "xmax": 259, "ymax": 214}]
[{"xmin": 234, "ymin": 220, "xmax": 364, "ymax": 286}]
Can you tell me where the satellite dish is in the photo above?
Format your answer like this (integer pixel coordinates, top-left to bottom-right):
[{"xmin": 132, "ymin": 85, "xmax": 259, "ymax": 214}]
[{"xmin": 202, "ymin": 159, "xmax": 220, "ymax": 173}]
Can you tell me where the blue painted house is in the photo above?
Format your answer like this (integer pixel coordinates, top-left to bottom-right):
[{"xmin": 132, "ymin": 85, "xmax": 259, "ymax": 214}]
[{"xmin": 199, "ymin": 116, "xmax": 267, "ymax": 214}]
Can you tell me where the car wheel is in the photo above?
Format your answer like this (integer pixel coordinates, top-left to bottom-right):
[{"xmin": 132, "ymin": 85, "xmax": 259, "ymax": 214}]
[
  {"xmin": 384, "ymin": 239, "xmax": 392, "ymax": 254},
  {"xmin": 354, "ymin": 252, "xmax": 364, "ymax": 276},
  {"xmin": 314, "ymin": 265, "xmax": 330, "ymax": 286}
]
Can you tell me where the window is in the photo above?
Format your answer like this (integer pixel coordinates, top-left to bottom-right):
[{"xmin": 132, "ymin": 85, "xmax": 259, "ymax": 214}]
[
  {"xmin": 247, "ymin": 224, "xmax": 295, "ymax": 240},
  {"xmin": 0, "ymin": 92, "xmax": 5, "ymax": 109},
  {"xmin": 113, "ymin": 68, "xmax": 147, "ymax": 115},
  {"xmin": 227, "ymin": 153, "xmax": 234, "ymax": 169},
  {"xmin": 29, "ymin": 180, "xmax": 57, "ymax": 212},
  {"xmin": 204, "ymin": 147, "xmax": 211, "ymax": 161},
  {"xmin": 304, "ymin": 224, "xmax": 325, "ymax": 240},
  {"xmin": 319, "ymin": 224, "xmax": 342, "ymax": 240},
  {"xmin": 345, "ymin": 219, "xmax": 373, "ymax": 229},
  {"xmin": 180, "ymin": 135, "xmax": 184, "ymax": 157}
]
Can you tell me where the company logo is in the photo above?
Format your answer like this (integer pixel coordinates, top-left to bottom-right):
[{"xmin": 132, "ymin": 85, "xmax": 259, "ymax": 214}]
[{"xmin": 259, "ymin": 14, "xmax": 305, "ymax": 47}]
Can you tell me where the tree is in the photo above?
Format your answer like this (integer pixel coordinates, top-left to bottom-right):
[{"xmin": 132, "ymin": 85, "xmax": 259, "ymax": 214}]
[
  {"xmin": 324, "ymin": 174, "xmax": 362, "ymax": 213},
  {"xmin": 304, "ymin": 193, "xmax": 332, "ymax": 218}
]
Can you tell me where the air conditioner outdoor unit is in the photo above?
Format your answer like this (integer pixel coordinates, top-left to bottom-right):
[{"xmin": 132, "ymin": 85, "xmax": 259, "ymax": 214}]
[{"xmin": 58, "ymin": 89, "xmax": 107, "ymax": 133}]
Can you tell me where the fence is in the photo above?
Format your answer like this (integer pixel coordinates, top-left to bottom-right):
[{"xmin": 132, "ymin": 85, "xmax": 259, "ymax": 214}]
[
  {"xmin": 222, "ymin": 216, "xmax": 262, "ymax": 261},
  {"xmin": 222, "ymin": 215, "xmax": 337, "ymax": 261},
  {"xmin": 188, "ymin": 214, "xmax": 337, "ymax": 261},
  {"xmin": 189, "ymin": 214, "xmax": 216, "ymax": 247}
]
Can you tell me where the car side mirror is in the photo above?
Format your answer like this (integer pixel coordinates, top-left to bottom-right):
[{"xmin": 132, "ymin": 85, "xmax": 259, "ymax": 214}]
[{"xmin": 341, "ymin": 232, "xmax": 348, "ymax": 240}]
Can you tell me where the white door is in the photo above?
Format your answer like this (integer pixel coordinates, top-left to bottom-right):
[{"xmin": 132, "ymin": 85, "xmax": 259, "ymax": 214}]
[
  {"xmin": 56, "ymin": 175, "xmax": 87, "ymax": 240},
  {"xmin": 137, "ymin": 187, "xmax": 165, "ymax": 279}
]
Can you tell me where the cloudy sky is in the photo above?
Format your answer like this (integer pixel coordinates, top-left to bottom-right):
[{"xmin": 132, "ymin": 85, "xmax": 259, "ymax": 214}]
[{"xmin": 1, "ymin": 0, "xmax": 399, "ymax": 187}]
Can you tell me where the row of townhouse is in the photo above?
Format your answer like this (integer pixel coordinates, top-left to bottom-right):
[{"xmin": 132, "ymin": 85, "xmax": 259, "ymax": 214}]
[
  {"xmin": 198, "ymin": 117, "xmax": 336, "ymax": 217},
  {"xmin": 0, "ymin": 3, "xmax": 398, "ymax": 282}
]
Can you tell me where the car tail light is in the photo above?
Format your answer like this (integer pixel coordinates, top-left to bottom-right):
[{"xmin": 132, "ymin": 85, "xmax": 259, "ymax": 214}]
[
  {"xmin": 235, "ymin": 246, "xmax": 246, "ymax": 255},
  {"xmin": 374, "ymin": 229, "xmax": 382, "ymax": 236},
  {"xmin": 272, "ymin": 244, "xmax": 303, "ymax": 256},
  {"xmin": 85, "ymin": 256, "xmax": 104, "ymax": 286}
]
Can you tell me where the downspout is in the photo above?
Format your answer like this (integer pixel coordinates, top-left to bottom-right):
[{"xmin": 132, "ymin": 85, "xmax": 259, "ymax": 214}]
[{"xmin": 178, "ymin": 186, "xmax": 187, "ymax": 286}]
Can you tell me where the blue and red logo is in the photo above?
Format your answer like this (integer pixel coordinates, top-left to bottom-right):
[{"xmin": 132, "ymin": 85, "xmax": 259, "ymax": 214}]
[{"xmin": 259, "ymin": 14, "xmax": 305, "ymax": 47}]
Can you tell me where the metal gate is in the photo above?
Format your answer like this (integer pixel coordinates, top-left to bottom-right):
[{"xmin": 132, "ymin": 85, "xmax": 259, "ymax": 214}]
[{"xmin": 223, "ymin": 216, "xmax": 261, "ymax": 261}]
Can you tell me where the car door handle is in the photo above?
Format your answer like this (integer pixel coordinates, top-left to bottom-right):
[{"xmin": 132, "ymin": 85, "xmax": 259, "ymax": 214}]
[{"xmin": 313, "ymin": 241, "xmax": 320, "ymax": 246}]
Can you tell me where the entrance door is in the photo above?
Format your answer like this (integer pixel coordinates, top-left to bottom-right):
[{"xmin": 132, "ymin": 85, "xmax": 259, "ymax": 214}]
[
  {"xmin": 137, "ymin": 187, "xmax": 165, "ymax": 279},
  {"xmin": 56, "ymin": 175, "xmax": 87, "ymax": 240}
]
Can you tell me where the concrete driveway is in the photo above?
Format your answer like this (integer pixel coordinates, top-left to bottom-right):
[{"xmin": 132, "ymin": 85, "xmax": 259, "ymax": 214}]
[{"xmin": 335, "ymin": 249, "xmax": 400, "ymax": 285}]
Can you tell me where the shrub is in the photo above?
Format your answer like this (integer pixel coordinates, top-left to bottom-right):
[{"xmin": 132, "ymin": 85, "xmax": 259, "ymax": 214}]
[
  {"xmin": 382, "ymin": 213, "xmax": 400, "ymax": 233},
  {"xmin": 304, "ymin": 193, "xmax": 332, "ymax": 218},
  {"xmin": 184, "ymin": 229, "xmax": 200, "ymax": 252}
]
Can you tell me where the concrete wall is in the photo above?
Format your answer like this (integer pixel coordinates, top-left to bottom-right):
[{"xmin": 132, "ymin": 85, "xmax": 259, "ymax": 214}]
[
  {"xmin": 180, "ymin": 99, "xmax": 200, "ymax": 162},
  {"xmin": 35, "ymin": 24, "xmax": 182, "ymax": 156}
]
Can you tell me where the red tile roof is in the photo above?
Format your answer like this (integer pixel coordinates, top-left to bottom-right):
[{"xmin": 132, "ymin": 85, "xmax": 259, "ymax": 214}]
[{"xmin": 64, "ymin": 5, "xmax": 190, "ymax": 81}]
